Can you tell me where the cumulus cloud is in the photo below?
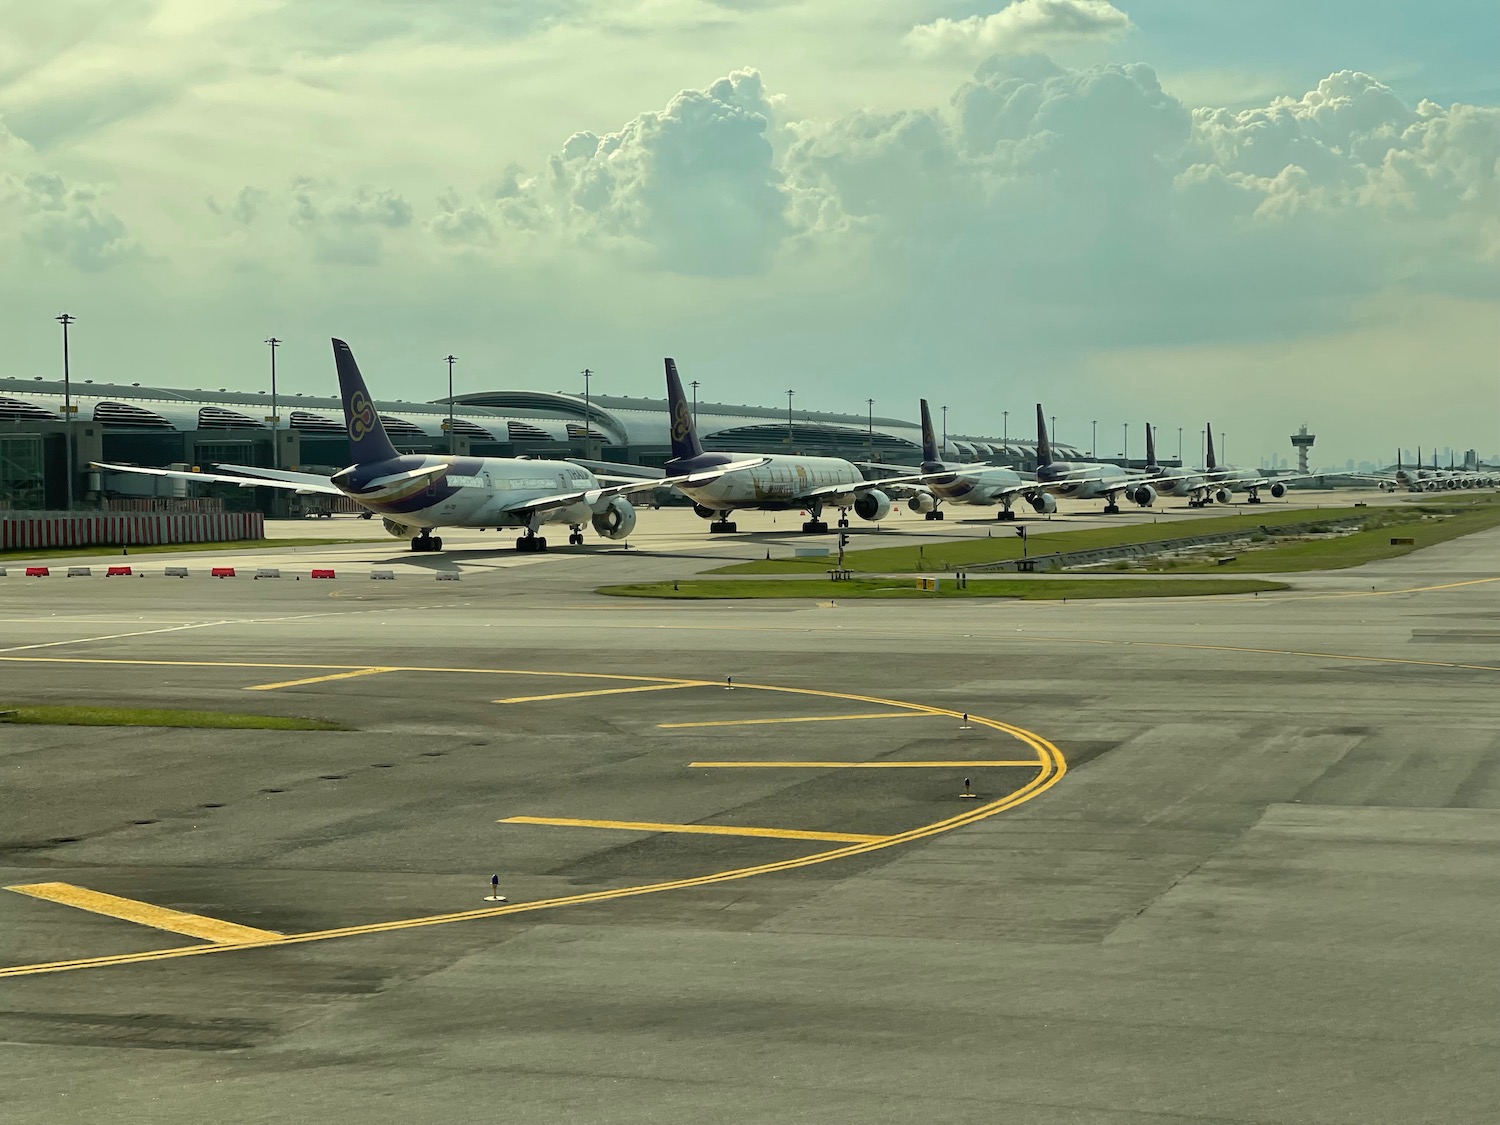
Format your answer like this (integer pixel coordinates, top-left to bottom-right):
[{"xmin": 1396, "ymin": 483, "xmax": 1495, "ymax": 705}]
[
  {"xmin": 906, "ymin": 0, "xmax": 1133, "ymax": 60},
  {"xmin": 0, "ymin": 114, "xmax": 138, "ymax": 270},
  {"xmin": 531, "ymin": 68, "xmax": 792, "ymax": 275},
  {"xmin": 777, "ymin": 59, "xmax": 1500, "ymax": 341}
]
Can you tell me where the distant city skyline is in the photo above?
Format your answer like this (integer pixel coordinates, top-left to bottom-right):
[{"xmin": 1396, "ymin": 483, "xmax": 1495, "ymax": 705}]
[{"xmin": 2, "ymin": 1, "xmax": 1496, "ymax": 467}]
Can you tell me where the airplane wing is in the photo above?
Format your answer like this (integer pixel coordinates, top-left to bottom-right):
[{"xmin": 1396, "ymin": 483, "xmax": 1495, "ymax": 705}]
[
  {"xmin": 798, "ymin": 466, "xmax": 1018, "ymax": 500},
  {"xmin": 92, "ymin": 462, "xmax": 344, "ymax": 496},
  {"xmin": 499, "ymin": 458, "xmax": 768, "ymax": 518},
  {"xmin": 566, "ymin": 458, "xmax": 666, "ymax": 480}
]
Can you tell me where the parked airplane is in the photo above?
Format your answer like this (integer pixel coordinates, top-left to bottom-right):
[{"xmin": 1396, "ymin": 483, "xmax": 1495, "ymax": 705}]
[
  {"xmin": 1135, "ymin": 423, "xmax": 1209, "ymax": 506},
  {"xmin": 1031, "ymin": 405, "xmax": 1161, "ymax": 514},
  {"xmin": 94, "ymin": 340, "xmax": 763, "ymax": 552},
  {"xmin": 1200, "ymin": 423, "xmax": 1302, "ymax": 504},
  {"xmin": 874, "ymin": 399, "xmax": 1033, "ymax": 521},
  {"xmin": 634, "ymin": 359, "xmax": 958, "ymax": 533}
]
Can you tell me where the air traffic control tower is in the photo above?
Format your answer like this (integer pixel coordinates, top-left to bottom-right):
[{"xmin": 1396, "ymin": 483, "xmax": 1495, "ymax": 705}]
[{"xmin": 1291, "ymin": 424, "xmax": 1316, "ymax": 472}]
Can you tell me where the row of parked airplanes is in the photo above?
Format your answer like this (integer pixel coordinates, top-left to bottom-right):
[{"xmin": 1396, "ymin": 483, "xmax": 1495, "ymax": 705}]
[{"xmin": 94, "ymin": 340, "xmax": 1483, "ymax": 552}]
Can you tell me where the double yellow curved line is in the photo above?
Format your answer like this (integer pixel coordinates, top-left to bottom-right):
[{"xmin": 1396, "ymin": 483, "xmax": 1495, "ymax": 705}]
[{"xmin": 0, "ymin": 683, "xmax": 1065, "ymax": 979}]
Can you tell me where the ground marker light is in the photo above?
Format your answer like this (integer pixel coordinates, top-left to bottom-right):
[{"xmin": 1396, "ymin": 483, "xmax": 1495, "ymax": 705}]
[
  {"xmin": 959, "ymin": 712, "xmax": 972, "ymax": 730},
  {"xmin": 484, "ymin": 874, "xmax": 507, "ymax": 902},
  {"xmin": 961, "ymin": 777, "xmax": 979, "ymax": 800}
]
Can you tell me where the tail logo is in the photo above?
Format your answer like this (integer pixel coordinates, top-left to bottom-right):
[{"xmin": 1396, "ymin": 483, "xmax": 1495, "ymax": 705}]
[
  {"xmin": 671, "ymin": 398, "xmax": 692, "ymax": 443},
  {"xmin": 349, "ymin": 390, "xmax": 376, "ymax": 442}
]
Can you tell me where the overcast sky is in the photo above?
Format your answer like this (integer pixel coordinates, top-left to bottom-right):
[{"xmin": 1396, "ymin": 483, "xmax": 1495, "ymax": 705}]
[{"xmin": 2, "ymin": 0, "xmax": 1497, "ymax": 466}]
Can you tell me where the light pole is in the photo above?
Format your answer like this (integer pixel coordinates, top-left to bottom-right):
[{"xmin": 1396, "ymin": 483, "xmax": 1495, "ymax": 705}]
[
  {"xmin": 1222, "ymin": 432, "xmax": 1228, "ymax": 465},
  {"xmin": 56, "ymin": 313, "xmax": 75, "ymax": 511},
  {"xmin": 689, "ymin": 379, "xmax": 700, "ymax": 427},
  {"xmin": 1002, "ymin": 410, "xmax": 1009, "ymax": 446},
  {"xmin": 444, "ymin": 354, "xmax": 457, "ymax": 456},
  {"xmin": 866, "ymin": 398, "xmax": 875, "ymax": 451},
  {"xmin": 263, "ymin": 336, "xmax": 280, "ymax": 469},
  {"xmin": 1200, "ymin": 429, "xmax": 1206, "ymax": 467},
  {"xmin": 1091, "ymin": 419, "xmax": 1097, "ymax": 458},
  {"xmin": 941, "ymin": 404, "xmax": 948, "ymax": 452},
  {"xmin": 581, "ymin": 368, "xmax": 593, "ymax": 449},
  {"xmin": 1051, "ymin": 415, "xmax": 1057, "ymax": 447},
  {"xmin": 785, "ymin": 389, "xmax": 795, "ymax": 448},
  {"xmin": 1123, "ymin": 422, "xmax": 1129, "ymax": 465},
  {"xmin": 1178, "ymin": 426, "xmax": 1183, "ymax": 464}
]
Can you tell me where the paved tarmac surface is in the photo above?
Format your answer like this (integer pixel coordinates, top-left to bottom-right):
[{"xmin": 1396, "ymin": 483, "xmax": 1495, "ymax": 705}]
[{"xmin": 2, "ymin": 494, "xmax": 1498, "ymax": 1123}]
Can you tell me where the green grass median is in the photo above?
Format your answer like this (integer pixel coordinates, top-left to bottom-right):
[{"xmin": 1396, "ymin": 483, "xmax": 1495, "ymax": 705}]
[
  {"xmin": 598, "ymin": 577, "xmax": 1287, "ymax": 601},
  {"xmin": 0, "ymin": 705, "xmax": 349, "ymax": 730},
  {"xmin": 714, "ymin": 497, "xmax": 1500, "ymax": 576},
  {"xmin": 1153, "ymin": 499, "xmax": 1500, "ymax": 572}
]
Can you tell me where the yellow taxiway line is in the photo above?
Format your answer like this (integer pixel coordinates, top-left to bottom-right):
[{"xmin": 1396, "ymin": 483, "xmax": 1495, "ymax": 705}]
[
  {"xmin": 246, "ymin": 667, "xmax": 395, "ymax": 691},
  {"xmin": 0, "ymin": 679, "xmax": 1066, "ymax": 980},
  {"xmin": 495, "ymin": 681, "xmax": 711, "ymax": 704},
  {"xmin": 689, "ymin": 760, "xmax": 1042, "ymax": 769},
  {"xmin": 6, "ymin": 882, "xmax": 280, "ymax": 944},
  {"xmin": 658, "ymin": 712, "xmax": 929, "ymax": 729},
  {"xmin": 499, "ymin": 815, "xmax": 883, "ymax": 844}
]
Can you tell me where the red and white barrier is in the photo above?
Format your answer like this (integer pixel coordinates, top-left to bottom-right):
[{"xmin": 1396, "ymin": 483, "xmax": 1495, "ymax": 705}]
[{"xmin": 0, "ymin": 511, "xmax": 263, "ymax": 550}]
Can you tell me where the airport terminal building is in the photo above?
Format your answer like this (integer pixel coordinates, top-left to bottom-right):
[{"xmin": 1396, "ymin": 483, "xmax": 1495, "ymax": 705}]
[{"xmin": 0, "ymin": 376, "xmax": 1075, "ymax": 511}]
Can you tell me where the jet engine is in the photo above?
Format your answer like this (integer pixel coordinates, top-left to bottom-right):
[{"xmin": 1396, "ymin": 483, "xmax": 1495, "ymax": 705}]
[
  {"xmin": 592, "ymin": 496, "xmax": 637, "ymax": 540},
  {"xmin": 854, "ymin": 489, "xmax": 892, "ymax": 521},
  {"xmin": 1213, "ymin": 488, "xmax": 1232, "ymax": 504},
  {"xmin": 693, "ymin": 503, "xmax": 717, "ymax": 520},
  {"xmin": 1131, "ymin": 484, "xmax": 1157, "ymax": 508},
  {"xmin": 907, "ymin": 492, "xmax": 937, "ymax": 514},
  {"xmin": 1269, "ymin": 481, "xmax": 1288, "ymax": 498},
  {"xmin": 1030, "ymin": 492, "xmax": 1057, "ymax": 515},
  {"xmin": 382, "ymin": 517, "xmax": 416, "ymax": 539}
]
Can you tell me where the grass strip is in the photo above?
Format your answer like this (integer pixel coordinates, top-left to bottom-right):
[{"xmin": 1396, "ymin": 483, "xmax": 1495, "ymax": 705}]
[
  {"xmin": 1152, "ymin": 500, "xmax": 1500, "ymax": 572},
  {"xmin": 0, "ymin": 705, "xmax": 349, "ymax": 730},
  {"xmin": 597, "ymin": 578, "xmax": 1287, "ymax": 601},
  {"xmin": 1, "ymin": 538, "xmax": 365, "ymax": 560},
  {"xmin": 714, "ymin": 498, "xmax": 1500, "ymax": 575}
]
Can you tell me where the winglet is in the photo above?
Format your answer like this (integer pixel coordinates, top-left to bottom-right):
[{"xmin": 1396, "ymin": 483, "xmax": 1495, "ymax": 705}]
[
  {"xmin": 332, "ymin": 339, "xmax": 399, "ymax": 465},
  {"xmin": 1035, "ymin": 404, "xmax": 1053, "ymax": 467},
  {"xmin": 664, "ymin": 358, "xmax": 705, "ymax": 461}
]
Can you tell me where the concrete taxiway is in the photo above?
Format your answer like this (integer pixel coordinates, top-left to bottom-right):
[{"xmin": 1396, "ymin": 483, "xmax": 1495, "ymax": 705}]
[{"xmin": 1, "ymin": 496, "xmax": 1497, "ymax": 1123}]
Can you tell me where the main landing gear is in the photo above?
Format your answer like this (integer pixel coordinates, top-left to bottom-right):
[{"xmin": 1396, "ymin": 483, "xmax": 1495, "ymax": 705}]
[
  {"xmin": 996, "ymin": 507, "xmax": 1016, "ymax": 521},
  {"xmin": 411, "ymin": 532, "xmax": 443, "ymax": 552},
  {"xmin": 1245, "ymin": 494, "xmax": 1262, "ymax": 504},
  {"xmin": 708, "ymin": 510, "xmax": 738, "ymax": 533},
  {"xmin": 1103, "ymin": 503, "xmax": 1121, "ymax": 514},
  {"xmin": 568, "ymin": 525, "xmax": 585, "ymax": 546},
  {"xmin": 515, "ymin": 531, "xmax": 548, "ymax": 552}
]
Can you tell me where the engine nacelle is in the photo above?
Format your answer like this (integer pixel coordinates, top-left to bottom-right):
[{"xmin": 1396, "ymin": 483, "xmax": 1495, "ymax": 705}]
[
  {"xmin": 693, "ymin": 503, "xmax": 717, "ymax": 520},
  {"xmin": 592, "ymin": 497, "xmax": 637, "ymax": 540},
  {"xmin": 1213, "ymin": 488, "xmax": 1232, "ymax": 504},
  {"xmin": 1269, "ymin": 481, "xmax": 1288, "ymax": 499},
  {"xmin": 906, "ymin": 492, "xmax": 937, "ymax": 514},
  {"xmin": 1131, "ymin": 484, "xmax": 1157, "ymax": 508},
  {"xmin": 854, "ymin": 489, "xmax": 892, "ymax": 521},
  {"xmin": 1030, "ymin": 492, "xmax": 1057, "ymax": 515},
  {"xmin": 382, "ymin": 517, "xmax": 416, "ymax": 539}
]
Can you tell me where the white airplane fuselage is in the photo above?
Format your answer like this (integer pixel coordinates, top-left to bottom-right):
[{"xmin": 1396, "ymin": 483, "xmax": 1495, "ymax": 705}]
[
  {"xmin": 358, "ymin": 455, "xmax": 599, "ymax": 534},
  {"xmin": 677, "ymin": 454, "xmax": 865, "ymax": 512}
]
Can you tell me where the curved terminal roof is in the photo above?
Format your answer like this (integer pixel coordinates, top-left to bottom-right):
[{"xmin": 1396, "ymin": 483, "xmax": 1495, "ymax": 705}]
[{"xmin": 0, "ymin": 377, "xmax": 1075, "ymax": 462}]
